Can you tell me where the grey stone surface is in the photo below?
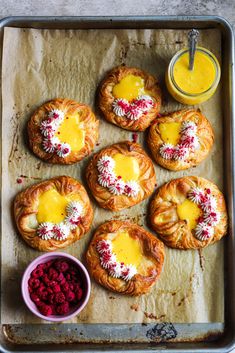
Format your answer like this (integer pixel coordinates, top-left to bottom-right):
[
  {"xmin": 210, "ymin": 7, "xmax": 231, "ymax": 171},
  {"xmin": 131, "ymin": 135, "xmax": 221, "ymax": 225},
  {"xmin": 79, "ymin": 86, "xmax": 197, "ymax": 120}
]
[{"xmin": 0, "ymin": 0, "xmax": 234, "ymax": 30}]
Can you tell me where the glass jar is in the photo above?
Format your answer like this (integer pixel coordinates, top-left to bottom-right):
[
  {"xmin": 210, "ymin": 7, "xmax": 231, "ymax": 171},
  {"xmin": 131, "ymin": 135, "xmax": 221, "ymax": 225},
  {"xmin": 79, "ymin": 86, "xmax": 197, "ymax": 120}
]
[{"xmin": 166, "ymin": 47, "xmax": 221, "ymax": 105}]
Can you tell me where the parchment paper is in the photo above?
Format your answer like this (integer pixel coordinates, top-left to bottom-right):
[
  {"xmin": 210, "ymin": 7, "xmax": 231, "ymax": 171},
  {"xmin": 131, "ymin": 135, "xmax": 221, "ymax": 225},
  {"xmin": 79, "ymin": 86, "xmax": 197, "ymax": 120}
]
[{"xmin": 1, "ymin": 27, "xmax": 224, "ymax": 324}]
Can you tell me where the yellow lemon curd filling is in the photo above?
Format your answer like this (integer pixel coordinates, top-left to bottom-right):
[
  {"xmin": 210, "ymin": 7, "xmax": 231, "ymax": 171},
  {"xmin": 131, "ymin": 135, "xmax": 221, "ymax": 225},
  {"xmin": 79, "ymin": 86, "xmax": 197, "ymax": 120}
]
[
  {"xmin": 177, "ymin": 199, "xmax": 202, "ymax": 230},
  {"xmin": 112, "ymin": 74, "xmax": 146, "ymax": 101},
  {"xmin": 111, "ymin": 231, "xmax": 143, "ymax": 268},
  {"xmin": 37, "ymin": 189, "xmax": 81, "ymax": 224},
  {"xmin": 159, "ymin": 122, "xmax": 181, "ymax": 146},
  {"xmin": 113, "ymin": 153, "xmax": 140, "ymax": 182},
  {"xmin": 173, "ymin": 51, "xmax": 216, "ymax": 95},
  {"xmin": 55, "ymin": 113, "xmax": 85, "ymax": 152},
  {"xmin": 166, "ymin": 48, "xmax": 220, "ymax": 105}
]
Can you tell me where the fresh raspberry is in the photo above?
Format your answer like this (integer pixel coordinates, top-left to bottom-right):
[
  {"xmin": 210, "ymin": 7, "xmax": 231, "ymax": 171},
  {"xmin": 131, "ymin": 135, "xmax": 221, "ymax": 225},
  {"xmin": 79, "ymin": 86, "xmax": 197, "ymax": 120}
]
[
  {"xmin": 40, "ymin": 290, "xmax": 49, "ymax": 301},
  {"xmin": 66, "ymin": 273, "xmax": 71, "ymax": 281},
  {"xmin": 48, "ymin": 293, "xmax": 55, "ymax": 304},
  {"xmin": 56, "ymin": 302, "xmax": 70, "ymax": 315},
  {"xmin": 42, "ymin": 274, "xmax": 51, "ymax": 286},
  {"xmin": 30, "ymin": 293, "xmax": 41, "ymax": 304},
  {"xmin": 36, "ymin": 263, "xmax": 47, "ymax": 271},
  {"xmin": 72, "ymin": 283, "xmax": 81, "ymax": 292},
  {"xmin": 76, "ymin": 288, "xmax": 83, "ymax": 301},
  {"xmin": 28, "ymin": 286, "xmax": 33, "ymax": 294},
  {"xmin": 57, "ymin": 272, "xmax": 66, "ymax": 284},
  {"xmin": 132, "ymin": 133, "xmax": 138, "ymax": 143},
  {"xmin": 68, "ymin": 265, "xmax": 78, "ymax": 275},
  {"xmin": 39, "ymin": 304, "xmax": 53, "ymax": 316},
  {"xmin": 51, "ymin": 284, "xmax": 61, "ymax": 293},
  {"xmin": 54, "ymin": 292, "xmax": 66, "ymax": 304},
  {"xmin": 48, "ymin": 268, "xmax": 58, "ymax": 280},
  {"xmin": 61, "ymin": 282, "xmax": 70, "ymax": 293},
  {"xmin": 28, "ymin": 278, "xmax": 40, "ymax": 289},
  {"xmin": 68, "ymin": 282, "xmax": 74, "ymax": 291},
  {"xmin": 54, "ymin": 260, "xmax": 69, "ymax": 273},
  {"xmin": 48, "ymin": 280, "xmax": 57, "ymax": 287},
  {"xmin": 71, "ymin": 275, "xmax": 81, "ymax": 283},
  {"xmin": 47, "ymin": 287, "xmax": 53, "ymax": 295},
  {"xmin": 36, "ymin": 285, "xmax": 46, "ymax": 296},
  {"xmin": 16, "ymin": 177, "xmax": 23, "ymax": 184},
  {"xmin": 65, "ymin": 290, "xmax": 75, "ymax": 302},
  {"xmin": 50, "ymin": 304, "xmax": 57, "ymax": 315},
  {"xmin": 31, "ymin": 268, "xmax": 44, "ymax": 278},
  {"xmin": 45, "ymin": 260, "xmax": 54, "ymax": 268},
  {"xmin": 36, "ymin": 300, "xmax": 44, "ymax": 308}
]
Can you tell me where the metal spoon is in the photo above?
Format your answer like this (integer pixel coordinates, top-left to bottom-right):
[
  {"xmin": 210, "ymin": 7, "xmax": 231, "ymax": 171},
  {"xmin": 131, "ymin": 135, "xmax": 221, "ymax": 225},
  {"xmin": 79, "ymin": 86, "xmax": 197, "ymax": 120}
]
[{"xmin": 188, "ymin": 29, "xmax": 199, "ymax": 71}]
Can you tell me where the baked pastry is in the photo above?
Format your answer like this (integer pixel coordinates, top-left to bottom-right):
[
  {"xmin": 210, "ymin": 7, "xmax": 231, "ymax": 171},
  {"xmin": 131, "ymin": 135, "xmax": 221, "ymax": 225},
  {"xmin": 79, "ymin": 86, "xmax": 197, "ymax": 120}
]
[
  {"xmin": 86, "ymin": 141, "xmax": 156, "ymax": 211},
  {"xmin": 149, "ymin": 176, "xmax": 228, "ymax": 249},
  {"xmin": 28, "ymin": 98, "xmax": 99, "ymax": 164},
  {"xmin": 99, "ymin": 66, "xmax": 161, "ymax": 131},
  {"xmin": 86, "ymin": 220, "xmax": 165, "ymax": 296},
  {"xmin": 14, "ymin": 176, "xmax": 93, "ymax": 251},
  {"xmin": 148, "ymin": 109, "xmax": 214, "ymax": 171}
]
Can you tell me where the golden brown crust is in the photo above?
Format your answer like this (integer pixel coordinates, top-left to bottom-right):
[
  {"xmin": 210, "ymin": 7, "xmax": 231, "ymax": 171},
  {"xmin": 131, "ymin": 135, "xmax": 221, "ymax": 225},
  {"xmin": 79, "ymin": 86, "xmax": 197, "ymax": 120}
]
[
  {"xmin": 28, "ymin": 98, "xmax": 99, "ymax": 164},
  {"xmin": 99, "ymin": 66, "xmax": 161, "ymax": 131},
  {"xmin": 147, "ymin": 109, "xmax": 214, "ymax": 171},
  {"xmin": 86, "ymin": 141, "xmax": 156, "ymax": 211},
  {"xmin": 14, "ymin": 176, "xmax": 93, "ymax": 251},
  {"xmin": 149, "ymin": 176, "xmax": 228, "ymax": 249},
  {"xmin": 86, "ymin": 220, "xmax": 165, "ymax": 296}
]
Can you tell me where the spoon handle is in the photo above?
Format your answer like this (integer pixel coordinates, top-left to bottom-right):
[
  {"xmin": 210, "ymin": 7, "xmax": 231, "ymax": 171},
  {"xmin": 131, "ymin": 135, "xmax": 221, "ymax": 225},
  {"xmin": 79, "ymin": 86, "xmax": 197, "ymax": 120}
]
[{"xmin": 188, "ymin": 29, "xmax": 199, "ymax": 71}]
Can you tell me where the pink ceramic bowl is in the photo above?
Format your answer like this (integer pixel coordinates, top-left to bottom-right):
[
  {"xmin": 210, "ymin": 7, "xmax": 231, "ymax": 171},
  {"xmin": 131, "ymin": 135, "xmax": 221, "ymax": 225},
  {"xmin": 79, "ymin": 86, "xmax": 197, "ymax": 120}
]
[{"xmin": 21, "ymin": 252, "xmax": 91, "ymax": 322}]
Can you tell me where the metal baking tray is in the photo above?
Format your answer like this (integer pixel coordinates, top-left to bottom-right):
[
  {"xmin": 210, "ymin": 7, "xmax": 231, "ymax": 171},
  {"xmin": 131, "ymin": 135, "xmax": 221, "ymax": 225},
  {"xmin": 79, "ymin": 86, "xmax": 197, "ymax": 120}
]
[{"xmin": 0, "ymin": 15, "xmax": 234, "ymax": 353}]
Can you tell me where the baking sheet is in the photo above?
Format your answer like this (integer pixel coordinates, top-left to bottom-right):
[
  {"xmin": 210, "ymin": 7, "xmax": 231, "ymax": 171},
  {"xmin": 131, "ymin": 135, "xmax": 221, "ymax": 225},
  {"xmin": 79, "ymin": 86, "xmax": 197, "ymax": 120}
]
[{"xmin": 1, "ymin": 27, "xmax": 224, "ymax": 324}]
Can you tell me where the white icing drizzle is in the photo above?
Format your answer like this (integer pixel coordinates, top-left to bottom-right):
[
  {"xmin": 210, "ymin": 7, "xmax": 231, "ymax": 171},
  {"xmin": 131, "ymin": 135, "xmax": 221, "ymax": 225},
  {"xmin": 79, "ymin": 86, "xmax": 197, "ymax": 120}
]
[
  {"xmin": 98, "ymin": 172, "xmax": 116, "ymax": 188},
  {"xmin": 126, "ymin": 106, "xmax": 142, "ymax": 121},
  {"xmin": 173, "ymin": 146, "xmax": 189, "ymax": 161},
  {"xmin": 112, "ymin": 95, "xmax": 154, "ymax": 121},
  {"xmin": 53, "ymin": 223, "xmax": 70, "ymax": 240},
  {"xmin": 96, "ymin": 239, "xmax": 137, "ymax": 281},
  {"xmin": 40, "ymin": 120, "xmax": 56, "ymax": 138},
  {"xmin": 66, "ymin": 201, "xmax": 83, "ymax": 216},
  {"xmin": 97, "ymin": 155, "xmax": 140, "ymax": 197},
  {"xmin": 42, "ymin": 139, "xmax": 56, "ymax": 153},
  {"xmin": 187, "ymin": 187, "xmax": 221, "ymax": 242},
  {"xmin": 48, "ymin": 109, "xmax": 65, "ymax": 122},
  {"xmin": 124, "ymin": 181, "xmax": 140, "ymax": 197},
  {"xmin": 65, "ymin": 201, "xmax": 83, "ymax": 229},
  {"xmin": 194, "ymin": 222, "xmax": 214, "ymax": 241},
  {"xmin": 159, "ymin": 143, "xmax": 175, "ymax": 160},
  {"xmin": 97, "ymin": 156, "xmax": 115, "ymax": 173},
  {"xmin": 37, "ymin": 222, "xmax": 54, "ymax": 240},
  {"xmin": 96, "ymin": 239, "xmax": 112, "ymax": 254},
  {"xmin": 56, "ymin": 142, "xmax": 71, "ymax": 158},
  {"xmin": 40, "ymin": 109, "xmax": 73, "ymax": 158},
  {"xmin": 121, "ymin": 264, "xmax": 137, "ymax": 281},
  {"xmin": 112, "ymin": 99, "xmax": 129, "ymax": 116},
  {"xmin": 108, "ymin": 178, "xmax": 125, "ymax": 195},
  {"xmin": 159, "ymin": 120, "xmax": 199, "ymax": 162},
  {"xmin": 37, "ymin": 201, "xmax": 83, "ymax": 241},
  {"xmin": 188, "ymin": 187, "xmax": 203, "ymax": 204}
]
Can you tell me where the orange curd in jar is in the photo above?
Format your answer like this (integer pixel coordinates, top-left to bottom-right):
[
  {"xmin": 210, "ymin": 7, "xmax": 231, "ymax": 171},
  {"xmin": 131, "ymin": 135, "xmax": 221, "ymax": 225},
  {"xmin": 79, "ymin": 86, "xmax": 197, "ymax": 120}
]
[{"xmin": 166, "ymin": 47, "xmax": 220, "ymax": 105}]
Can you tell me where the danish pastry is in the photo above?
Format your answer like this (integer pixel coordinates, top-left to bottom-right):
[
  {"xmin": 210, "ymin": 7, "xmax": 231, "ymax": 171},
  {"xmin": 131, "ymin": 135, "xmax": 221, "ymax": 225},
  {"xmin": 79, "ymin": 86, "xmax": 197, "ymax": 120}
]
[
  {"xmin": 149, "ymin": 176, "xmax": 228, "ymax": 249},
  {"xmin": 28, "ymin": 98, "xmax": 99, "ymax": 164},
  {"xmin": 86, "ymin": 141, "xmax": 156, "ymax": 211},
  {"xmin": 86, "ymin": 220, "xmax": 165, "ymax": 296},
  {"xmin": 148, "ymin": 109, "xmax": 214, "ymax": 171},
  {"xmin": 99, "ymin": 66, "xmax": 161, "ymax": 131},
  {"xmin": 14, "ymin": 176, "xmax": 93, "ymax": 251}
]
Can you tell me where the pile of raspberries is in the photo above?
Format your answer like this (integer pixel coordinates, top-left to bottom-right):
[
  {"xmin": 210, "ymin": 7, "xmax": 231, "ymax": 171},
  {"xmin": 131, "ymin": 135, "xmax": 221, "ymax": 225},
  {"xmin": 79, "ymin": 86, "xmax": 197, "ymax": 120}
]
[{"xmin": 28, "ymin": 258, "xmax": 84, "ymax": 316}]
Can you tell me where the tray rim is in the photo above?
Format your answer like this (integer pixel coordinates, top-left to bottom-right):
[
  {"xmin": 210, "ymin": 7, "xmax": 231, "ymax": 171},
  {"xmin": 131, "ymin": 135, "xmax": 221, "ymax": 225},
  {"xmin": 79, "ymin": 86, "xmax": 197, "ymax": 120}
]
[{"xmin": 0, "ymin": 15, "xmax": 234, "ymax": 353}]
